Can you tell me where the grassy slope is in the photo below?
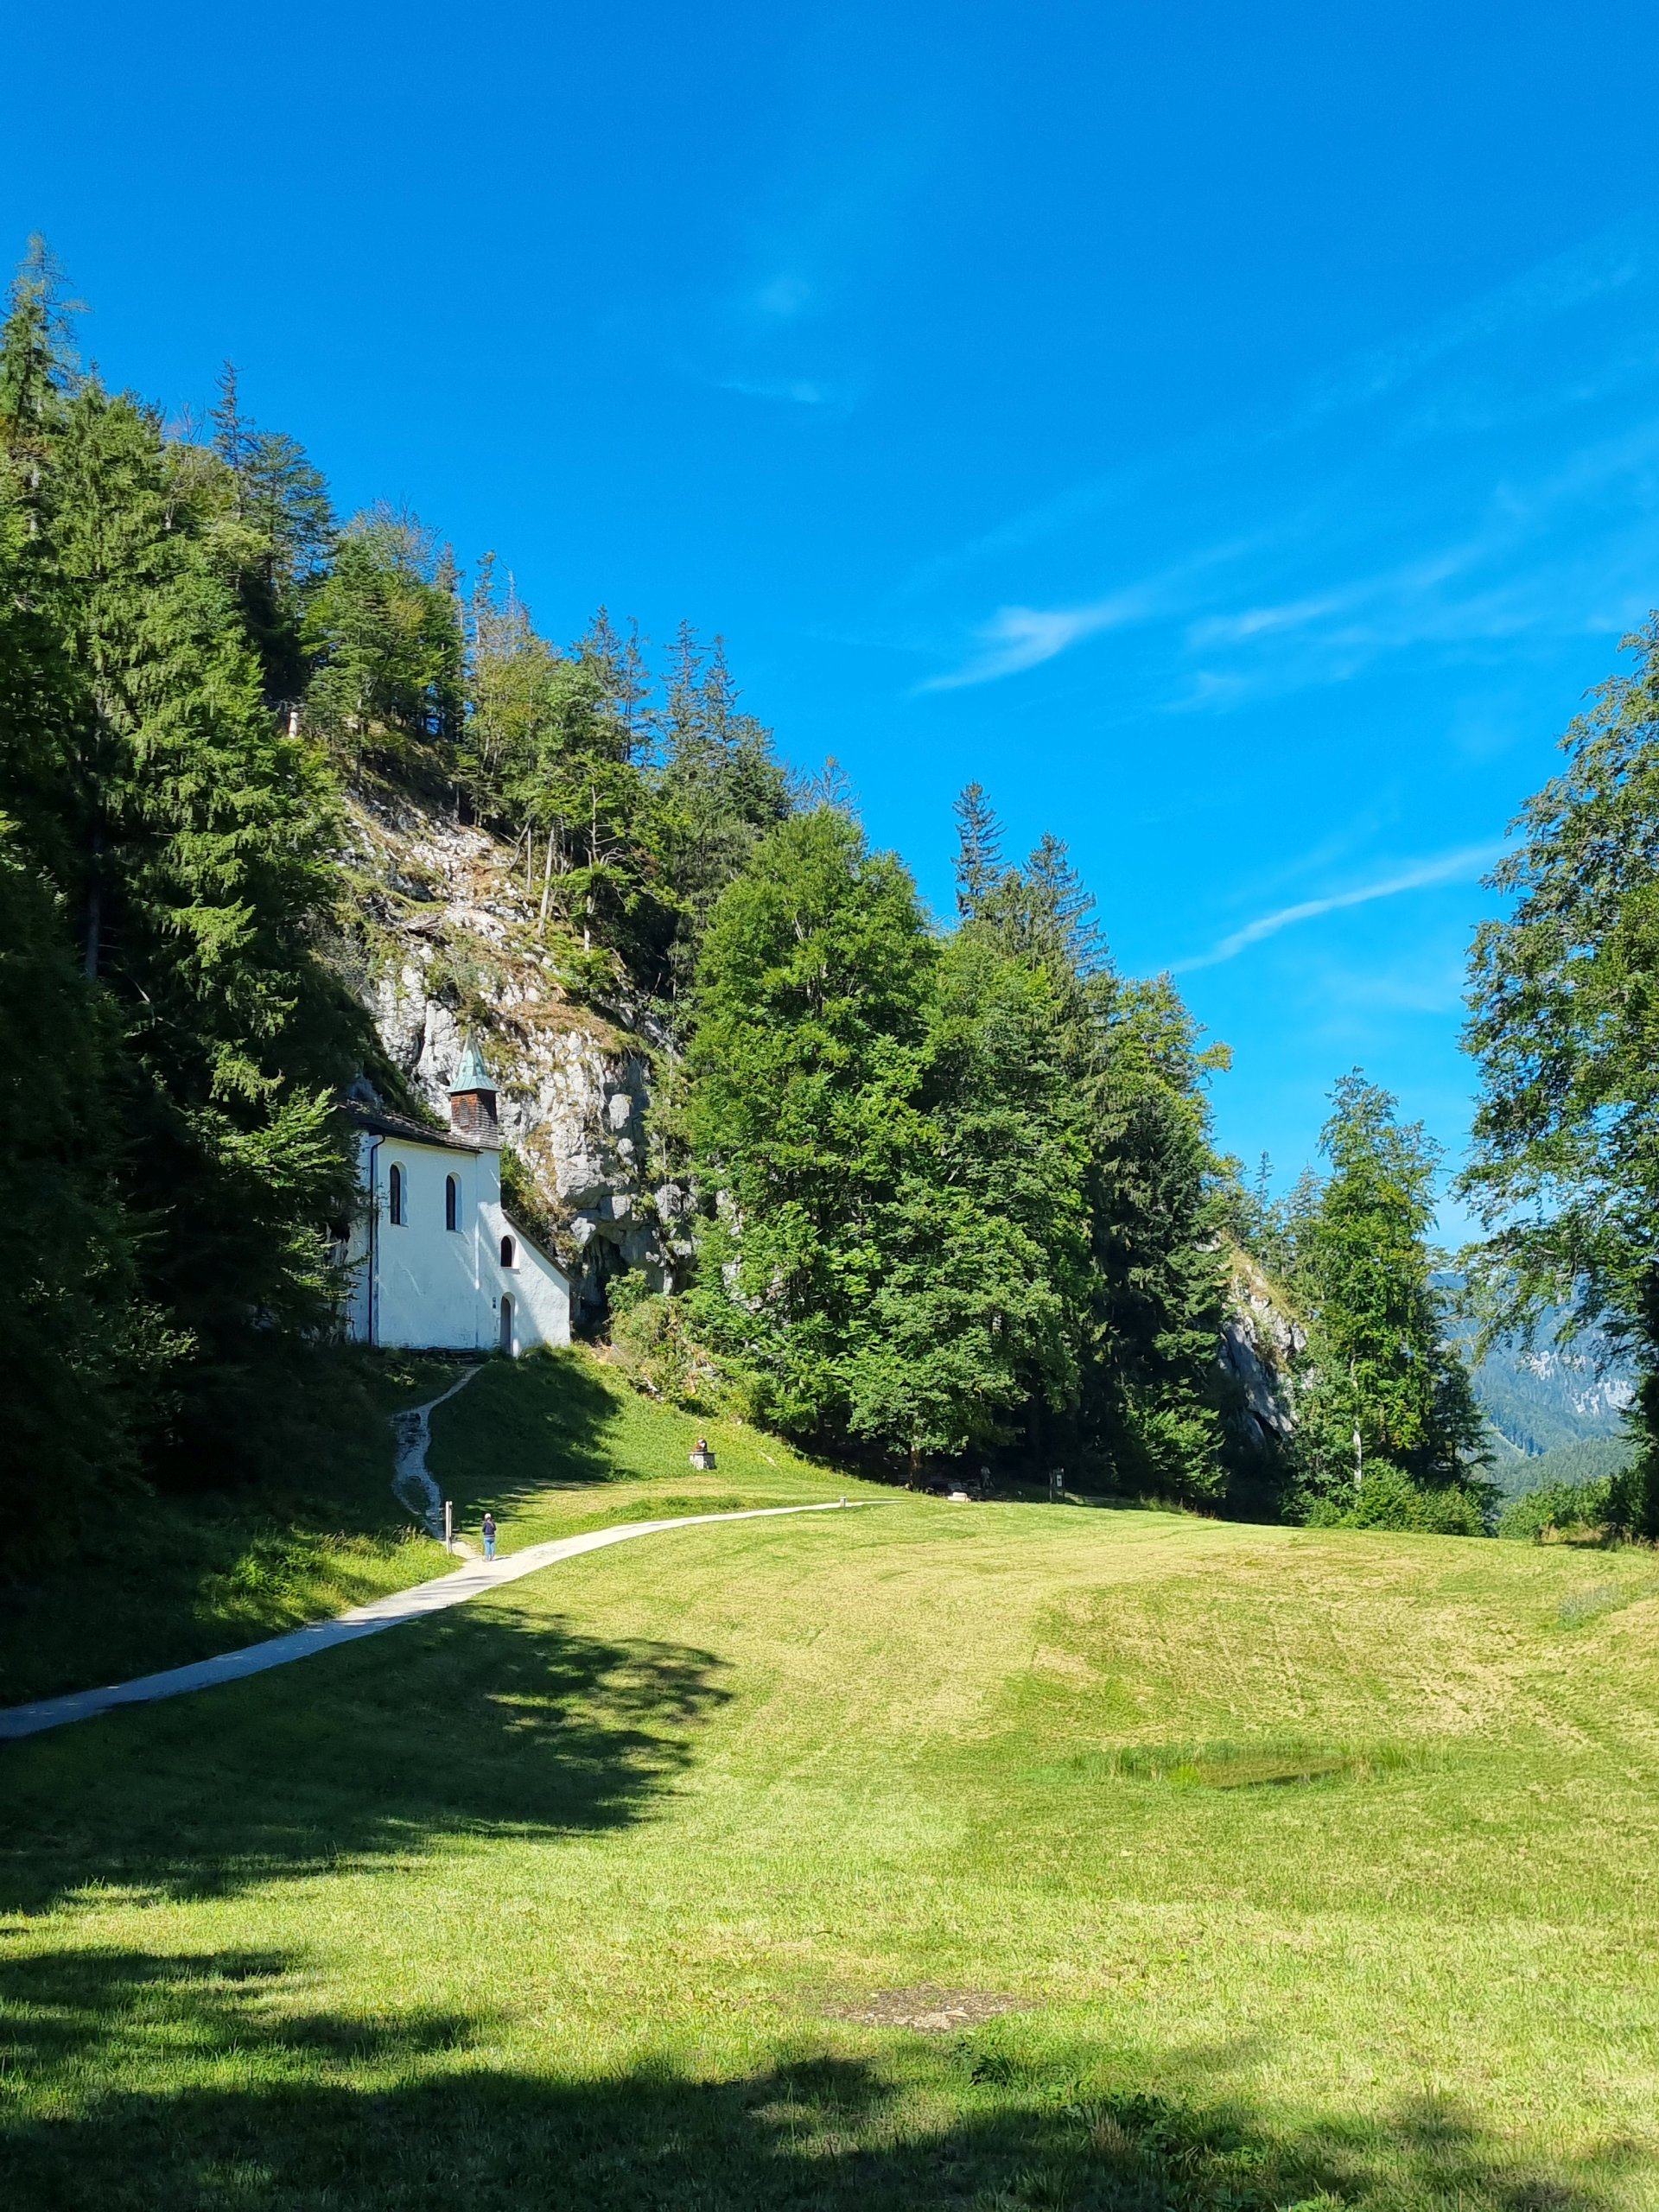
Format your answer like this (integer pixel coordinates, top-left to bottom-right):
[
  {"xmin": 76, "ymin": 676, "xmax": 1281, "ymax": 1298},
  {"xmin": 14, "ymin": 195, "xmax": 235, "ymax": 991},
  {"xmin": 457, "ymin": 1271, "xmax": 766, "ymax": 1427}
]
[
  {"xmin": 427, "ymin": 1347, "xmax": 887, "ymax": 1546},
  {"xmin": 0, "ymin": 1352, "xmax": 464, "ymax": 1707},
  {"xmin": 4, "ymin": 1357, "xmax": 1659, "ymax": 2209},
  {"xmin": 0, "ymin": 1347, "xmax": 869, "ymax": 1709}
]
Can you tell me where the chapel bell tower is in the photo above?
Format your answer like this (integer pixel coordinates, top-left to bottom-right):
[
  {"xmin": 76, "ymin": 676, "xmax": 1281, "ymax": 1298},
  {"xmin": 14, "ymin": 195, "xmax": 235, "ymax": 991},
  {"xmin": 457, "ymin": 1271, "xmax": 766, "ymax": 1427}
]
[{"xmin": 448, "ymin": 1040, "xmax": 500, "ymax": 1145}]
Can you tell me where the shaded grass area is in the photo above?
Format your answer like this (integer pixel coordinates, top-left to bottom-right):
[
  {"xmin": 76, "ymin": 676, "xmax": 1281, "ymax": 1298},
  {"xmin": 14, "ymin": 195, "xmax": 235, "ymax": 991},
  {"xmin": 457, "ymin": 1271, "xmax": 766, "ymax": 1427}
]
[
  {"xmin": 427, "ymin": 1346, "xmax": 889, "ymax": 1552},
  {"xmin": 4, "ymin": 1377, "xmax": 1659, "ymax": 2207},
  {"xmin": 3, "ymin": 1948, "xmax": 1631, "ymax": 2212},
  {"xmin": 0, "ymin": 1344, "xmax": 869, "ymax": 1711},
  {"xmin": 0, "ymin": 1599, "xmax": 728, "ymax": 1914},
  {"xmin": 0, "ymin": 1351, "xmax": 461, "ymax": 1707}
]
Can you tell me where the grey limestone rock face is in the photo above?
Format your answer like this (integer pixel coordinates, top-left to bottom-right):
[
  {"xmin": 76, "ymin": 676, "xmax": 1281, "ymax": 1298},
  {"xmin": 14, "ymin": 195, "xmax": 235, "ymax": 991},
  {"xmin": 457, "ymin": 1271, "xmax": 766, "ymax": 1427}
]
[
  {"xmin": 1218, "ymin": 1267, "xmax": 1304, "ymax": 1451},
  {"xmin": 344, "ymin": 791, "xmax": 677, "ymax": 1322}
]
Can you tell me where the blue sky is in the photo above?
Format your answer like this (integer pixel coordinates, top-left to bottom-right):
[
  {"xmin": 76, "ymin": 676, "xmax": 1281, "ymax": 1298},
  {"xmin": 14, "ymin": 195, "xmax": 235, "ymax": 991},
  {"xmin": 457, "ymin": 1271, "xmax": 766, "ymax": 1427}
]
[{"xmin": 9, "ymin": 1, "xmax": 1659, "ymax": 1221}]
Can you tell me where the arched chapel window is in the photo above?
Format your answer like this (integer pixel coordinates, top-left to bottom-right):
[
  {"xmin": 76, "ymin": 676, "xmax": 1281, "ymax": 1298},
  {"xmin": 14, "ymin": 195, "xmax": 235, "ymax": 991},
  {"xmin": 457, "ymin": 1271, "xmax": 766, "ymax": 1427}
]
[
  {"xmin": 388, "ymin": 1163, "xmax": 405, "ymax": 1225},
  {"xmin": 446, "ymin": 1175, "xmax": 459, "ymax": 1232},
  {"xmin": 500, "ymin": 1234, "xmax": 516, "ymax": 1269}
]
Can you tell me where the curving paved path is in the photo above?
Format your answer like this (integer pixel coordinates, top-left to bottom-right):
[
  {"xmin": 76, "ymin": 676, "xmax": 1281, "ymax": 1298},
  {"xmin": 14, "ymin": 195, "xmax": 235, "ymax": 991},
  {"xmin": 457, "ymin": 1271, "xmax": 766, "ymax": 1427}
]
[{"xmin": 0, "ymin": 1502, "xmax": 856, "ymax": 1742}]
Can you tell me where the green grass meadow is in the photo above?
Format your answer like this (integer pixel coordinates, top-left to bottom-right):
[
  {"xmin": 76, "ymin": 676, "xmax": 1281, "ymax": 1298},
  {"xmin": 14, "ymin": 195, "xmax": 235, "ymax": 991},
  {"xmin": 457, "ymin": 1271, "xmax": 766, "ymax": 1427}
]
[{"xmin": 3, "ymin": 1350, "xmax": 1658, "ymax": 2208}]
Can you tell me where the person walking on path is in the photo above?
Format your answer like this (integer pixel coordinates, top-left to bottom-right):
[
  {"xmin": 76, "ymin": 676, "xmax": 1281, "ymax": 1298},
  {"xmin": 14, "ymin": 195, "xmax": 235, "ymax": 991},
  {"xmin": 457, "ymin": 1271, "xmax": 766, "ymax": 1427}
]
[{"xmin": 481, "ymin": 1511, "xmax": 497, "ymax": 1561}]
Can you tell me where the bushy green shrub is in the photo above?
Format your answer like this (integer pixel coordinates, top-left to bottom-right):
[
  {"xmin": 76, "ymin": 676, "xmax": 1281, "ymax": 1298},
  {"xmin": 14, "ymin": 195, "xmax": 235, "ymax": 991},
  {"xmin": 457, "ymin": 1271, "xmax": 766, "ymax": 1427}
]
[
  {"xmin": 1497, "ymin": 1476, "xmax": 1612, "ymax": 1542},
  {"xmin": 1306, "ymin": 1460, "xmax": 1489, "ymax": 1535},
  {"xmin": 607, "ymin": 1283, "xmax": 768, "ymax": 1422}
]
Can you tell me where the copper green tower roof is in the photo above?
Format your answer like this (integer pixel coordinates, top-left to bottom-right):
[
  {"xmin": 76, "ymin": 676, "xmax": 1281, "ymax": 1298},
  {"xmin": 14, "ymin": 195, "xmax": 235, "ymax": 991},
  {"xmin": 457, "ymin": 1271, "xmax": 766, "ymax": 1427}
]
[{"xmin": 448, "ymin": 1041, "xmax": 495, "ymax": 1093}]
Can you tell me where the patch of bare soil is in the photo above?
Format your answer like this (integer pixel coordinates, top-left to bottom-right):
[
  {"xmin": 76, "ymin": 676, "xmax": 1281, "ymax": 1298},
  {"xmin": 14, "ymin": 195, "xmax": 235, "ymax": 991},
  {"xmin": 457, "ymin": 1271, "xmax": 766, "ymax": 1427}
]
[{"xmin": 823, "ymin": 1986, "xmax": 1025, "ymax": 2031}]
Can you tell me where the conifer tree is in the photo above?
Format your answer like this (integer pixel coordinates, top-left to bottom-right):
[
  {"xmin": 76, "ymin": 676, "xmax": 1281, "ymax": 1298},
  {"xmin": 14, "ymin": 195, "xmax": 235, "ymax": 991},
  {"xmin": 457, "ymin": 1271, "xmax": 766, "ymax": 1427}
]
[
  {"xmin": 0, "ymin": 419, "xmax": 151, "ymax": 1542},
  {"xmin": 655, "ymin": 623, "xmax": 791, "ymax": 995},
  {"xmin": 951, "ymin": 782, "xmax": 1005, "ymax": 920},
  {"xmin": 0, "ymin": 234, "xmax": 80, "ymax": 499},
  {"xmin": 302, "ymin": 507, "xmax": 462, "ymax": 777},
  {"xmin": 966, "ymin": 813, "xmax": 1232, "ymax": 1493},
  {"xmin": 207, "ymin": 363, "xmax": 333, "ymax": 705},
  {"xmin": 0, "ymin": 832, "xmax": 151, "ymax": 1541},
  {"xmin": 1082, "ymin": 980, "xmax": 1231, "ymax": 1500},
  {"xmin": 1291, "ymin": 1073, "xmax": 1486, "ymax": 1520},
  {"xmin": 463, "ymin": 554, "xmax": 563, "ymax": 819},
  {"xmin": 30, "ymin": 366, "xmax": 365, "ymax": 1469}
]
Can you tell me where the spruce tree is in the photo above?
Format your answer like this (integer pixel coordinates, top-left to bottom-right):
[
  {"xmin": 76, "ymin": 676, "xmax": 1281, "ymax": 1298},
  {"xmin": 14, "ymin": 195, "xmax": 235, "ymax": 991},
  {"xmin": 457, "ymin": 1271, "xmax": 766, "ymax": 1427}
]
[
  {"xmin": 1292, "ymin": 1073, "xmax": 1486, "ymax": 1521},
  {"xmin": 302, "ymin": 507, "xmax": 463, "ymax": 779},
  {"xmin": 207, "ymin": 363, "xmax": 334, "ymax": 706},
  {"xmin": 951, "ymin": 782, "xmax": 1005, "ymax": 920},
  {"xmin": 655, "ymin": 623, "xmax": 791, "ymax": 997},
  {"xmin": 971, "ymin": 816, "xmax": 1232, "ymax": 1495},
  {"xmin": 38, "ymin": 374, "xmax": 366, "ymax": 1470},
  {"xmin": 1063, "ymin": 976, "xmax": 1229, "ymax": 1498},
  {"xmin": 0, "ymin": 414, "xmax": 151, "ymax": 1544},
  {"xmin": 0, "ymin": 831, "xmax": 151, "ymax": 1544}
]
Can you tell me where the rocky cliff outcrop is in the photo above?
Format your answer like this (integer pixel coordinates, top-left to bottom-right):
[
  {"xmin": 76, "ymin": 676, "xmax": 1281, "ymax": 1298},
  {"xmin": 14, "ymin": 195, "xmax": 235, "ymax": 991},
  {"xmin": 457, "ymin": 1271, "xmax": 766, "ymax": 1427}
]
[
  {"xmin": 1218, "ymin": 1247, "xmax": 1303, "ymax": 1452},
  {"xmin": 336, "ymin": 788, "xmax": 681, "ymax": 1321}
]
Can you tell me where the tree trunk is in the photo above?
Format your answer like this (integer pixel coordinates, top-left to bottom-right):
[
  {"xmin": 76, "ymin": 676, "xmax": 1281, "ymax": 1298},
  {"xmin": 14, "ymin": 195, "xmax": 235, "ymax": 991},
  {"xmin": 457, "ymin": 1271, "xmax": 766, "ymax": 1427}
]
[{"xmin": 1632, "ymin": 1268, "xmax": 1659, "ymax": 1540}]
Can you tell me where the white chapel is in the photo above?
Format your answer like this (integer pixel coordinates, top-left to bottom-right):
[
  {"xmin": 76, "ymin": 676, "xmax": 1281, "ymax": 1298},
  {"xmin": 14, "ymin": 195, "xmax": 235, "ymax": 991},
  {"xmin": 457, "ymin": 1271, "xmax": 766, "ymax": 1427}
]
[{"xmin": 340, "ymin": 1045, "xmax": 571, "ymax": 1356}]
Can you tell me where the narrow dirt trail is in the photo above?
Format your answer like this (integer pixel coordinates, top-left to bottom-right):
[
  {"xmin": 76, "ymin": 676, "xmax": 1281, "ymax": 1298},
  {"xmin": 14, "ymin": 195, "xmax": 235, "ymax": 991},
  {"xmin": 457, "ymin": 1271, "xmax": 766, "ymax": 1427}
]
[{"xmin": 391, "ymin": 1363, "xmax": 483, "ymax": 1541}]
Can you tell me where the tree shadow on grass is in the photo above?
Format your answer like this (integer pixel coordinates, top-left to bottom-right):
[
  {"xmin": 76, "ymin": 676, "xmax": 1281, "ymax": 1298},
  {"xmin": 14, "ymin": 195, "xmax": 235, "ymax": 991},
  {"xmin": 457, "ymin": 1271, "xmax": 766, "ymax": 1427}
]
[
  {"xmin": 1, "ymin": 1944, "xmax": 1637, "ymax": 2212},
  {"xmin": 0, "ymin": 1605, "xmax": 729, "ymax": 1914}
]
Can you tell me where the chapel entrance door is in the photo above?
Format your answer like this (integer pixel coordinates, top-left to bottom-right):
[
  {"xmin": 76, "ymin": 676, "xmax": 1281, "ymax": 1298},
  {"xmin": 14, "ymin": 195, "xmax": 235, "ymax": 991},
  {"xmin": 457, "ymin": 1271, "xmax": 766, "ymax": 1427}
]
[{"xmin": 499, "ymin": 1294, "xmax": 513, "ymax": 1354}]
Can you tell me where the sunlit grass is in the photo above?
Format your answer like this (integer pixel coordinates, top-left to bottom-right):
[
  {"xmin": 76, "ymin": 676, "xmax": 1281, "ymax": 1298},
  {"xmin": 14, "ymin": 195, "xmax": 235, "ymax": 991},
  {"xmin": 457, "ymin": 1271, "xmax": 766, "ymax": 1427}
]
[
  {"xmin": 426, "ymin": 1344, "xmax": 892, "ymax": 1549},
  {"xmin": 4, "ymin": 1354, "xmax": 1659, "ymax": 2207}
]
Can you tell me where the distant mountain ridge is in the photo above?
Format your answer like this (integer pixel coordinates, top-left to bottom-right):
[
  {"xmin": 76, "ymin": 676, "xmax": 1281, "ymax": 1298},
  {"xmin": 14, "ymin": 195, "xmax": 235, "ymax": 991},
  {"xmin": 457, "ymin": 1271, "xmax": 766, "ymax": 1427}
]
[
  {"xmin": 1467, "ymin": 1319, "xmax": 1635, "ymax": 1463},
  {"xmin": 1492, "ymin": 1433, "xmax": 1636, "ymax": 1501}
]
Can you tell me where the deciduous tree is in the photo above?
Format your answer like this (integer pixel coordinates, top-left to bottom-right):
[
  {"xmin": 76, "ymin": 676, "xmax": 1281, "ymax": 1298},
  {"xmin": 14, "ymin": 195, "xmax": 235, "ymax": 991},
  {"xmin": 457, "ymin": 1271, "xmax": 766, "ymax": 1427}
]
[{"xmin": 1461, "ymin": 619, "xmax": 1659, "ymax": 1532}]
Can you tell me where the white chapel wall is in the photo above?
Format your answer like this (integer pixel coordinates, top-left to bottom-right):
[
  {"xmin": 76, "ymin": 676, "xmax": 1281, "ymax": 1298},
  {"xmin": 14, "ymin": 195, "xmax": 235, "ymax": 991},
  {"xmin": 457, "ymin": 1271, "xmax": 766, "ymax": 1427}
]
[
  {"xmin": 347, "ymin": 1128, "xmax": 571, "ymax": 1353},
  {"xmin": 490, "ymin": 1204, "xmax": 573, "ymax": 1352},
  {"xmin": 375, "ymin": 1139, "xmax": 489, "ymax": 1350}
]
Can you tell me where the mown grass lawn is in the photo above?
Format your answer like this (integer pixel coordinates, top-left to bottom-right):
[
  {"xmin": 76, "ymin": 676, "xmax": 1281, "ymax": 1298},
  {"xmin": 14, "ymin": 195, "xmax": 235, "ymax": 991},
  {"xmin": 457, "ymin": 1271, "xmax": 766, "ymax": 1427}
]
[
  {"xmin": 426, "ymin": 1346, "xmax": 889, "ymax": 1548},
  {"xmin": 3, "ymin": 1355, "xmax": 1658, "ymax": 2209},
  {"xmin": 0, "ymin": 1345, "xmax": 869, "ymax": 1711}
]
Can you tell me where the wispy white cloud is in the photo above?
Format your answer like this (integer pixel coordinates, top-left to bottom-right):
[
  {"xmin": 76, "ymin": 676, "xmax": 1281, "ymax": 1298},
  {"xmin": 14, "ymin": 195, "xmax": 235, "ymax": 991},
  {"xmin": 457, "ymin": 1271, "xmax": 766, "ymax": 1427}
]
[
  {"xmin": 916, "ymin": 534, "xmax": 1262, "ymax": 690},
  {"xmin": 716, "ymin": 373, "xmax": 839, "ymax": 407},
  {"xmin": 1298, "ymin": 225, "xmax": 1657, "ymax": 428},
  {"xmin": 943, "ymin": 405, "xmax": 1659, "ymax": 707},
  {"xmin": 1173, "ymin": 843, "xmax": 1503, "ymax": 972},
  {"xmin": 924, "ymin": 224, "xmax": 1659, "ymax": 593},
  {"xmin": 917, "ymin": 588, "xmax": 1159, "ymax": 690},
  {"xmin": 1187, "ymin": 588, "xmax": 1357, "ymax": 649}
]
